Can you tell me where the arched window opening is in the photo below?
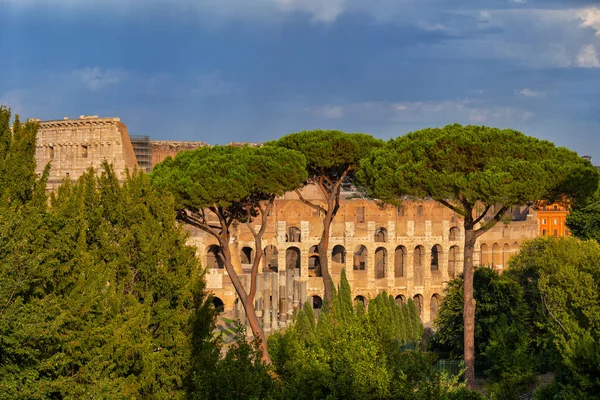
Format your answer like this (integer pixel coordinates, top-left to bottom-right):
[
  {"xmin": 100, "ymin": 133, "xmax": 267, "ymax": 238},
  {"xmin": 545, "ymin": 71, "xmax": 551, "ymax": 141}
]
[
  {"xmin": 263, "ymin": 245, "xmax": 279, "ymax": 272},
  {"xmin": 207, "ymin": 245, "xmax": 225, "ymax": 269},
  {"xmin": 354, "ymin": 295, "xmax": 366, "ymax": 307},
  {"xmin": 332, "ymin": 245, "xmax": 346, "ymax": 264},
  {"xmin": 431, "ymin": 244, "xmax": 442, "ymax": 271},
  {"xmin": 395, "ymin": 294, "xmax": 405, "ymax": 306},
  {"xmin": 502, "ymin": 243, "xmax": 510, "ymax": 269},
  {"xmin": 430, "ymin": 294, "xmax": 440, "ymax": 323},
  {"xmin": 492, "ymin": 243, "xmax": 502, "ymax": 268},
  {"xmin": 312, "ymin": 295, "xmax": 323, "ymax": 310},
  {"xmin": 308, "ymin": 256, "xmax": 322, "ymax": 277},
  {"xmin": 212, "ymin": 297, "xmax": 225, "ymax": 313},
  {"xmin": 286, "ymin": 226, "xmax": 301, "ymax": 243},
  {"xmin": 413, "ymin": 294, "xmax": 423, "ymax": 319},
  {"xmin": 240, "ymin": 247, "xmax": 254, "ymax": 265},
  {"xmin": 374, "ymin": 227, "xmax": 388, "ymax": 242},
  {"xmin": 353, "ymin": 245, "xmax": 367, "ymax": 271},
  {"xmin": 286, "ymin": 247, "xmax": 301, "ymax": 271},
  {"xmin": 449, "ymin": 227, "xmax": 459, "ymax": 241},
  {"xmin": 448, "ymin": 246, "xmax": 459, "ymax": 279},
  {"xmin": 375, "ymin": 247, "xmax": 387, "ymax": 279},
  {"xmin": 394, "ymin": 245, "xmax": 406, "ymax": 278},
  {"xmin": 480, "ymin": 243, "xmax": 490, "ymax": 266},
  {"xmin": 414, "ymin": 246, "xmax": 424, "ymax": 286}
]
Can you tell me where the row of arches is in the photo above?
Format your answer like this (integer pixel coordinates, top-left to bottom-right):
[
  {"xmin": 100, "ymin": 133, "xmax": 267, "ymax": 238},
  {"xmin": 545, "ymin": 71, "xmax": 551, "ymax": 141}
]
[
  {"xmin": 207, "ymin": 244, "xmax": 462, "ymax": 282},
  {"xmin": 284, "ymin": 226, "xmax": 463, "ymax": 244},
  {"xmin": 480, "ymin": 242, "xmax": 519, "ymax": 269}
]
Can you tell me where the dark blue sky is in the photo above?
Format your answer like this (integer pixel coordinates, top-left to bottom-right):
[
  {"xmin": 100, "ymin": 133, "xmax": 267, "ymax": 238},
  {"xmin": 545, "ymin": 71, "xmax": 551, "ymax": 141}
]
[{"xmin": 2, "ymin": 0, "xmax": 599, "ymax": 160}]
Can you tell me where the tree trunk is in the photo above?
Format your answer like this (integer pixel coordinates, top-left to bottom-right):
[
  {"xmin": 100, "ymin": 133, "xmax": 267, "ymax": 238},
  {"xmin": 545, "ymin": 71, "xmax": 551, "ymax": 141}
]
[
  {"xmin": 463, "ymin": 226, "xmax": 476, "ymax": 389},
  {"xmin": 319, "ymin": 222, "xmax": 333, "ymax": 304}
]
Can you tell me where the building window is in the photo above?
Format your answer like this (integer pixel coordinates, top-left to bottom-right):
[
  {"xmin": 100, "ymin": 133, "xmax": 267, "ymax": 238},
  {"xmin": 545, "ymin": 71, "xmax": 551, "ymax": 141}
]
[
  {"xmin": 554, "ymin": 205, "xmax": 558, "ymax": 211},
  {"xmin": 542, "ymin": 229, "xmax": 547, "ymax": 236},
  {"xmin": 357, "ymin": 207, "xmax": 365, "ymax": 223},
  {"xmin": 49, "ymin": 146, "xmax": 54, "ymax": 159},
  {"xmin": 542, "ymin": 218, "xmax": 546, "ymax": 224},
  {"xmin": 554, "ymin": 229, "xmax": 558, "ymax": 237},
  {"xmin": 397, "ymin": 206, "xmax": 404, "ymax": 217},
  {"xmin": 416, "ymin": 205, "xmax": 423, "ymax": 217},
  {"xmin": 82, "ymin": 145, "xmax": 88, "ymax": 158},
  {"xmin": 554, "ymin": 218, "xmax": 558, "ymax": 225}
]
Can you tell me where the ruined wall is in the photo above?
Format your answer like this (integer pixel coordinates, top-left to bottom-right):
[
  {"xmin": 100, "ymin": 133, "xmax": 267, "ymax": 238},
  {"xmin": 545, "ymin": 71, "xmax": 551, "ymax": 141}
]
[
  {"xmin": 34, "ymin": 116, "xmax": 139, "ymax": 189},
  {"xmin": 194, "ymin": 199, "xmax": 539, "ymax": 325},
  {"xmin": 150, "ymin": 140, "xmax": 208, "ymax": 167}
]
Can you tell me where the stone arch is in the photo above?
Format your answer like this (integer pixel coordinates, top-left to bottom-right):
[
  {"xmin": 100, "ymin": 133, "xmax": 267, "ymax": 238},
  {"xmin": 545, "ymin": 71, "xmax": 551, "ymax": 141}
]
[
  {"xmin": 240, "ymin": 246, "xmax": 254, "ymax": 265},
  {"xmin": 449, "ymin": 226, "xmax": 459, "ymax": 241},
  {"xmin": 353, "ymin": 245, "xmax": 367, "ymax": 271},
  {"xmin": 395, "ymin": 294, "xmax": 406, "ymax": 306},
  {"xmin": 480, "ymin": 243, "xmax": 490, "ymax": 266},
  {"xmin": 354, "ymin": 295, "xmax": 366, "ymax": 307},
  {"xmin": 212, "ymin": 297, "xmax": 225, "ymax": 313},
  {"xmin": 503, "ymin": 243, "xmax": 510, "ymax": 268},
  {"xmin": 413, "ymin": 245, "xmax": 425, "ymax": 286},
  {"xmin": 413, "ymin": 294, "xmax": 424, "ymax": 318},
  {"xmin": 286, "ymin": 226, "xmax": 301, "ymax": 243},
  {"xmin": 492, "ymin": 243, "xmax": 502, "ymax": 268},
  {"xmin": 448, "ymin": 245, "xmax": 459, "ymax": 279},
  {"xmin": 394, "ymin": 245, "xmax": 407, "ymax": 277},
  {"xmin": 375, "ymin": 247, "xmax": 387, "ymax": 279},
  {"xmin": 309, "ymin": 245, "xmax": 319, "ymax": 254},
  {"xmin": 332, "ymin": 245, "xmax": 346, "ymax": 263},
  {"xmin": 430, "ymin": 294, "xmax": 441, "ymax": 322},
  {"xmin": 308, "ymin": 255, "xmax": 322, "ymax": 277},
  {"xmin": 312, "ymin": 295, "xmax": 323, "ymax": 309},
  {"xmin": 263, "ymin": 245, "xmax": 279, "ymax": 272},
  {"xmin": 207, "ymin": 245, "xmax": 225, "ymax": 269},
  {"xmin": 431, "ymin": 244, "xmax": 442, "ymax": 271},
  {"xmin": 286, "ymin": 247, "xmax": 301, "ymax": 271},
  {"xmin": 513, "ymin": 241, "xmax": 520, "ymax": 256},
  {"xmin": 374, "ymin": 227, "xmax": 388, "ymax": 242}
]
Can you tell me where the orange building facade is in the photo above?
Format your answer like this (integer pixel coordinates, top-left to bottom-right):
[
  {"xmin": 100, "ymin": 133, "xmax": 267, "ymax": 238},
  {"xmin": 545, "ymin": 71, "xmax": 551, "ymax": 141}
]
[{"xmin": 535, "ymin": 203, "xmax": 570, "ymax": 238}]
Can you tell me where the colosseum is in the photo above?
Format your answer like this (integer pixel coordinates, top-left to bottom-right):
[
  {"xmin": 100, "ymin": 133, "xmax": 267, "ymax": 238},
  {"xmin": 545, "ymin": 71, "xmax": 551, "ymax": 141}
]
[{"xmin": 33, "ymin": 116, "xmax": 541, "ymax": 327}]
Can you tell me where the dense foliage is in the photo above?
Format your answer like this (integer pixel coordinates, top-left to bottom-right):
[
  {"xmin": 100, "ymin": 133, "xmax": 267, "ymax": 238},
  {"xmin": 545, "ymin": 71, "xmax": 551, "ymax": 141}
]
[
  {"xmin": 0, "ymin": 107, "xmax": 212, "ymax": 398},
  {"xmin": 357, "ymin": 124, "xmax": 599, "ymax": 386},
  {"xmin": 268, "ymin": 270, "xmax": 481, "ymax": 400}
]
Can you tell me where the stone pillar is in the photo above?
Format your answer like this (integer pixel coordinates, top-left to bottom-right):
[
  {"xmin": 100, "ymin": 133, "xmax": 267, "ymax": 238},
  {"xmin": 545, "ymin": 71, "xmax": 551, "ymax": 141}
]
[
  {"xmin": 286, "ymin": 269, "xmax": 294, "ymax": 320},
  {"xmin": 272, "ymin": 272, "xmax": 279, "ymax": 329},
  {"xmin": 263, "ymin": 272, "xmax": 271, "ymax": 333}
]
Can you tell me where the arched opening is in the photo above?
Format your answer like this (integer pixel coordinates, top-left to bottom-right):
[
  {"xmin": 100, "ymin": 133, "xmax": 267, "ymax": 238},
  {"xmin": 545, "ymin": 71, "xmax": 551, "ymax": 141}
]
[
  {"xmin": 354, "ymin": 295, "xmax": 366, "ymax": 307},
  {"xmin": 502, "ymin": 243, "xmax": 510, "ymax": 269},
  {"xmin": 374, "ymin": 227, "xmax": 388, "ymax": 242},
  {"xmin": 263, "ymin": 245, "xmax": 279, "ymax": 272},
  {"xmin": 413, "ymin": 294, "xmax": 423, "ymax": 319},
  {"xmin": 353, "ymin": 245, "xmax": 367, "ymax": 271},
  {"xmin": 449, "ymin": 227, "xmax": 459, "ymax": 241},
  {"xmin": 503, "ymin": 226, "xmax": 510, "ymax": 238},
  {"xmin": 286, "ymin": 247, "xmax": 301, "ymax": 271},
  {"xmin": 395, "ymin": 294, "xmax": 405, "ymax": 306},
  {"xmin": 309, "ymin": 245, "xmax": 319, "ymax": 254},
  {"xmin": 332, "ymin": 245, "xmax": 346, "ymax": 263},
  {"xmin": 394, "ymin": 245, "xmax": 406, "ymax": 278},
  {"xmin": 513, "ymin": 241, "xmax": 520, "ymax": 257},
  {"xmin": 448, "ymin": 246, "xmax": 459, "ymax": 279},
  {"xmin": 480, "ymin": 243, "xmax": 490, "ymax": 266},
  {"xmin": 430, "ymin": 294, "xmax": 441, "ymax": 323},
  {"xmin": 414, "ymin": 246, "xmax": 424, "ymax": 286},
  {"xmin": 286, "ymin": 226, "xmax": 301, "ymax": 243},
  {"xmin": 431, "ymin": 244, "xmax": 442, "ymax": 271},
  {"xmin": 212, "ymin": 297, "xmax": 225, "ymax": 313},
  {"xmin": 240, "ymin": 247, "xmax": 254, "ymax": 265},
  {"xmin": 308, "ymin": 255, "xmax": 321, "ymax": 277},
  {"xmin": 375, "ymin": 247, "xmax": 387, "ymax": 279},
  {"xmin": 207, "ymin": 245, "xmax": 225, "ymax": 269},
  {"xmin": 492, "ymin": 243, "xmax": 502, "ymax": 268},
  {"xmin": 312, "ymin": 295, "xmax": 323, "ymax": 310}
]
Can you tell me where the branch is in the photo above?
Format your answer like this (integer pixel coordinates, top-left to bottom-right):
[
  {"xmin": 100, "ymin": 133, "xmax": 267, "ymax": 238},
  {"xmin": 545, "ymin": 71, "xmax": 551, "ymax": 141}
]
[
  {"xmin": 541, "ymin": 293, "xmax": 569, "ymax": 337},
  {"xmin": 474, "ymin": 206, "xmax": 508, "ymax": 238},
  {"xmin": 472, "ymin": 204, "xmax": 492, "ymax": 226},
  {"xmin": 294, "ymin": 188, "xmax": 326, "ymax": 214},
  {"xmin": 438, "ymin": 198, "xmax": 466, "ymax": 217},
  {"xmin": 178, "ymin": 210, "xmax": 220, "ymax": 240}
]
